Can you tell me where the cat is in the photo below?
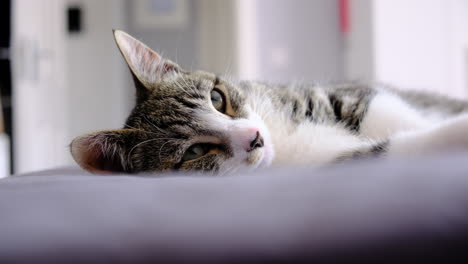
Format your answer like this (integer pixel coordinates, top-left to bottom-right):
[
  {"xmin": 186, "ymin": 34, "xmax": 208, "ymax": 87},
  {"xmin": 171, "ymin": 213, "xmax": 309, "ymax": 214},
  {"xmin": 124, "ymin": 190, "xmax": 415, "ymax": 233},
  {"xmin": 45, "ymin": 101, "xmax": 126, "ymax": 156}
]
[{"xmin": 70, "ymin": 30, "xmax": 468, "ymax": 175}]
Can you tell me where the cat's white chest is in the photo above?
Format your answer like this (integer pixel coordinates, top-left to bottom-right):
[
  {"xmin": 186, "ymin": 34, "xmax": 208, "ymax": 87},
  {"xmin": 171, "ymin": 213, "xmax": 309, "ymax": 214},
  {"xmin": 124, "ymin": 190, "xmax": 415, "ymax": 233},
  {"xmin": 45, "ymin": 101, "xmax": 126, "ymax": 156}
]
[
  {"xmin": 267, "ymin": 120, "xmax": 367, "ymax": 166},
  {"xmin": 248, "ymin": 89, "xmax": 369, "ymax": 167}
]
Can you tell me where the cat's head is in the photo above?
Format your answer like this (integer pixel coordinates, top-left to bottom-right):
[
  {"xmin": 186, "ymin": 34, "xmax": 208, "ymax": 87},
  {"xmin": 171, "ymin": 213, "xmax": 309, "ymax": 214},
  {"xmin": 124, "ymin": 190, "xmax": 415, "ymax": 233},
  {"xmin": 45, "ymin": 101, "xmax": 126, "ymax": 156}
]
[{"xmin": 70, "ymin": 30, "xmax": 274, "ymax": 175}]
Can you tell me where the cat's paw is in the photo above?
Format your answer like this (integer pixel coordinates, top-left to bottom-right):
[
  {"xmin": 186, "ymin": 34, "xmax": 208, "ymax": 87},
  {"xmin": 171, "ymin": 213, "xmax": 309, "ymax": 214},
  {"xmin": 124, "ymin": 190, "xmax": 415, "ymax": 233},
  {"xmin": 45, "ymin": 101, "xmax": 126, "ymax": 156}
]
[{"xmin": 388, "ymin": 114, "xmax": 468, "ymax": 156}]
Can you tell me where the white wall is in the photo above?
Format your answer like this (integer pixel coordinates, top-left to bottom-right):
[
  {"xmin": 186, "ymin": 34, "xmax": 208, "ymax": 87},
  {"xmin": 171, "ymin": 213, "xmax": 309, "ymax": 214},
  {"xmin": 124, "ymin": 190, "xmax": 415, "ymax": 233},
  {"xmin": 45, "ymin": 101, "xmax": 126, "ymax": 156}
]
[
  {"xmin": 199, "ymin": 0, "xmax": 239, "ymax": 76},
  {"xmin": 126, "ymin": 1, "xmax": 200, "ymax": 72},
  {"xmin": 448, "ymin": 0, "xmax": 468, "ymax": 97},
  {"xmin": 347, "ymin": 0, "xmax": 468, "ymax": 98},
  {"xmin": 240, "ymin": 0, "xmax": 345, "ymax": 83},
  {"xmin": 12, "ymin": 0, "xmax": 130, "ymax": 173},
  {"xmin": 13, "ymin": 0, "xmax": 69, "ymax": 173},
  {"xmin": 345, "ymin": 0, "xmax": 374, "ymax": 81},
  {"xmin": 374, "ymin": 0, "xmax": 451, "ymax": 94},
  {"xmin": 66, "ymin": 0, "xmax": 131, "ymax": 142}
]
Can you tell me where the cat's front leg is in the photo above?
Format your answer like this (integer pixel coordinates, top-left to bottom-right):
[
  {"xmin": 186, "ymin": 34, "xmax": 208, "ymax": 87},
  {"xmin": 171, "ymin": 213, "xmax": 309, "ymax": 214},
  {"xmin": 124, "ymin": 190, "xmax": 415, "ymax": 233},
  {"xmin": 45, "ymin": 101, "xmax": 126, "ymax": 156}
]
[
  {"xmin": 359, "ymin": 92, "xmax": 431, "ymax": 141},
  {"xmin": 339, "ymin": 114, "xmax": 468, "ymax": 161},
  {"xmin": 388, "ymin": 114, "xmax": 468, "ymax": 156}
]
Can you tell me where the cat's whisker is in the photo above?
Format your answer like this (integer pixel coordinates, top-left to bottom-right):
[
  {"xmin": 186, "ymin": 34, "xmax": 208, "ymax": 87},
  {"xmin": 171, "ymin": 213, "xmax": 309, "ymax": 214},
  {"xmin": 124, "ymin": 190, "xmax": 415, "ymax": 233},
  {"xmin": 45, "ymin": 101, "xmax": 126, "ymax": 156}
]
[
  {"xmin": 176, "ymin": 77, "xmax": 188, "ymax": 89},
  {"xmin": 179, "ymin": 75, "xmax": 193, "ymax": 88},
  {"xmin": 143, "ymin": 116, "xmax": 172, "ymax": 135},
  {"xmin": 173, "ymin": 78, "xmax": 194, "ymax": 97},
  {"xmin": 158, "ymin": 139, "xmax": 177, "ymax": 163},
  {"xmin": 127, "ymin": 137, "xmax": 176, "ymax": 169},
  {"xmin": 225, "ymin": 165, "xmax": 240, "ymax": 176},
  {"xmin": 224, "ymin": 166, "xmax": 236, "ymax": 176},
  {"xmin": 222, "ymin": 61, "xmax": 234, "ymax": 81},
  {"xmin": 179, "ymin": 77, "xmax": 197, "ymax": 94},
  {"xmin": 190, "ymin": 79, "xmax": 198, "ymax": 91},
  {"xmin": 124, "ymin": 124, "xmax": 159, "ymax": 136}
]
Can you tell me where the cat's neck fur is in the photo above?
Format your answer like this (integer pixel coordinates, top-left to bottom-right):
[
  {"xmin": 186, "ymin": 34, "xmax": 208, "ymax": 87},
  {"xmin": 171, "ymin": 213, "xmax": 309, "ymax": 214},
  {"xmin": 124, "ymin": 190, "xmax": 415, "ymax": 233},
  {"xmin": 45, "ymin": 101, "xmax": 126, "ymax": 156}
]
[{"xmin": 244, "ymin": 82, "xmax": 368, "ymax": 167}]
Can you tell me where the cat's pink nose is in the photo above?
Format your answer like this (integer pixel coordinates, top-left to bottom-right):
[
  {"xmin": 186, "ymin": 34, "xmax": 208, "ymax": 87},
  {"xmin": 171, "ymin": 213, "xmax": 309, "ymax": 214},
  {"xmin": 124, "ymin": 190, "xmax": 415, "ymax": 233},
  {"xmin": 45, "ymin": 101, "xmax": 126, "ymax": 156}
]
[{"xmin": 248, "ymin": 131, "xmax": 264, "ymax": 152}]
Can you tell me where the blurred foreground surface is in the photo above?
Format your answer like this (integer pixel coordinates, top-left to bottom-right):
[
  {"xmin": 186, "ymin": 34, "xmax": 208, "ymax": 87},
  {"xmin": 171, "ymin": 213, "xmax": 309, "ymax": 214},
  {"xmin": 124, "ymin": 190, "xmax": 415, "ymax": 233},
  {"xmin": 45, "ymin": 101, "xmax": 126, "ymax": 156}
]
[{"xmin": 1, "ymin": 152, "xmax": 468, "ymax": 263}]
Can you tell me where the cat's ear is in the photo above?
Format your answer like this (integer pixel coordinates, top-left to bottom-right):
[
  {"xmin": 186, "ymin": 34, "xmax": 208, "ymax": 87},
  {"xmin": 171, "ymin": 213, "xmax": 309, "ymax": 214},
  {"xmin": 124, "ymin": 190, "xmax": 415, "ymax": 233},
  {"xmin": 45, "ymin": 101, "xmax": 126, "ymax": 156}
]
[
  {"xmin": 70, "ymin": 129, "xmax": 139, "ymax": 174},
  {"xmin": 113, "ymin": 30, "xmax": 182, "ymax": 102}
]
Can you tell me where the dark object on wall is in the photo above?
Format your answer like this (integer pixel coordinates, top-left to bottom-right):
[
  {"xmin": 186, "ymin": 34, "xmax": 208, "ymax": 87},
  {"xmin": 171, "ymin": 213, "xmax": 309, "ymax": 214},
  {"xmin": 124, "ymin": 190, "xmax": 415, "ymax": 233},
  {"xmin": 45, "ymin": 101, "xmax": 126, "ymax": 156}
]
[
  {"xmin": 68, "ymin": 6, "xmax": 83, "ymax": 33},
  {"xmin": 0, "ymin": 0, "xmax": 12, "ymax": 173},
  {"xmin": 0, "ymin": 0, "xmax": 10, "ymax": 47}
]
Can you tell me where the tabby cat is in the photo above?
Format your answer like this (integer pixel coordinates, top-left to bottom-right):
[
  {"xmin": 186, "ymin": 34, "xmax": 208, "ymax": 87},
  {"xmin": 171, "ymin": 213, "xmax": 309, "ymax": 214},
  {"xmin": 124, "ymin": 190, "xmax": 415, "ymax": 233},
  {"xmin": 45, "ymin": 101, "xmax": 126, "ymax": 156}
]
[{"xmin": 70, "ymin": 30, "xmax": 468, "ymax": 175}]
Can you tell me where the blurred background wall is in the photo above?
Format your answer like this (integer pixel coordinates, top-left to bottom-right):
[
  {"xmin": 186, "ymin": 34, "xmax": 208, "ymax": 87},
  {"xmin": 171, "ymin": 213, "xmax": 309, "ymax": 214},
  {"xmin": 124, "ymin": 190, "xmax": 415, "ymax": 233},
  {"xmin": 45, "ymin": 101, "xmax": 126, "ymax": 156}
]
[
  {"xmin": 4, "ymin": 0, "xmax": 468, "ymax": 174},
  {"xmin": 249, "ymin": 0, "xmax": 345, "ymax": 83},
  {"xmin": 66, "ymin": 0, "xmax": 130, "ymax": 149}
]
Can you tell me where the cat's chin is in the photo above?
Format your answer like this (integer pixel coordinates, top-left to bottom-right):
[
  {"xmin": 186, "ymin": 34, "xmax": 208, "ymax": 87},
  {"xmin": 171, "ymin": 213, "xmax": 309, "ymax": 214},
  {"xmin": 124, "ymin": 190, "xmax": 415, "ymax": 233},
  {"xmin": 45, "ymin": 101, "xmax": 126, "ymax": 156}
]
[
  {"xmin": 247, "ymin": 142, "xmax": 274, "ymax": 169},
  {"xmin": 260, "ymin": 143, "xmax": 274, "ymax": 168}
]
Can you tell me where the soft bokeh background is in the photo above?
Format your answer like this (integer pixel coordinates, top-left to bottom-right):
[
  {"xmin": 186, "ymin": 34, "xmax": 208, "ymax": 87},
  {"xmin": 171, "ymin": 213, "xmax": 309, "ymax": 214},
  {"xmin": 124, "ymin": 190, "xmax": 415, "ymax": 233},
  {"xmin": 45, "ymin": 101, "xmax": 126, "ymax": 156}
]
[{"xmin": 1, "ymin": 0, "xmax": 467, "ymax": 174}]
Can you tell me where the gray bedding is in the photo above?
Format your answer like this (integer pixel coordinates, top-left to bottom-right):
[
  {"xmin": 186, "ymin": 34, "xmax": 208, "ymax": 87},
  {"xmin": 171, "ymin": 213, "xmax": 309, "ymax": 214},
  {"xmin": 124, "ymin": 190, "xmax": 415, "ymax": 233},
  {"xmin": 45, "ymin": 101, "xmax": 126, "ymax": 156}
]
[{"xmin": 1, "ymin": 153, "xmax": 468, "ymax": 263}]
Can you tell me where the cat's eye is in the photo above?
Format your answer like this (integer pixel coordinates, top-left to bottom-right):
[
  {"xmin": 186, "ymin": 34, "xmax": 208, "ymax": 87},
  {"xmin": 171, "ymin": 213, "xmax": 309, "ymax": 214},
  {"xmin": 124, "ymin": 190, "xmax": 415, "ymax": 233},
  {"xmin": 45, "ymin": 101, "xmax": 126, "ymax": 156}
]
[
  {"xmin": 182, "ymin": 144, "xmax": 210, "ymax": 161},
  {"xmin": 211, "ymin": 89, "xmax": 226, "ymax": 113}
]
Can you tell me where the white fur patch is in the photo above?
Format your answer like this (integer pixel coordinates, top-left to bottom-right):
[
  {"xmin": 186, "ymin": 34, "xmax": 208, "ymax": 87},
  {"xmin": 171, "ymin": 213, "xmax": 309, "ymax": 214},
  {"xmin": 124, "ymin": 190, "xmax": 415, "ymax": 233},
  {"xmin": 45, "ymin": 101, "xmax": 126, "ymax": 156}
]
[
  {"xmin": 360, "ymin": 92, "xmax": 431, "ymax": 141},
  {"xmin": 245, "ymin": 87, "xmax": 370, "ymax": 167},
  {"xmin": 270, "ymin": 122, "xmax": 368, "ymax": 166},
  {"xmin": 389, "ymin": 114, "xmax": 468, "ymax": 156}
]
